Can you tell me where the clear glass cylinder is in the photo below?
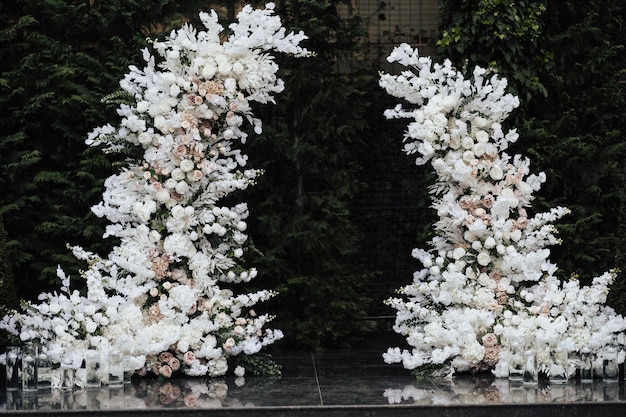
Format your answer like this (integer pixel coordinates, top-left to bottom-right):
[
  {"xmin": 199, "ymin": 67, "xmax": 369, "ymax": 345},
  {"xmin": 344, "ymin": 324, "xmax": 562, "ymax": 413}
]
[
  {"xmin": 5, "ymin": 346, "xmax": 21, "ymax": 391},
  {"xmin": 84, "ymin": 349, "xmax": 102, "ymax": 389},
  {"xmin": 60, "ymin": 355, "xmax": 75, "ymax": 391},
  {"xmin": 123, "ymin": 357, "xmax": 133, "ymax": 385},
  {"xmin": 21, "ymin": 342, "xmax": 38, "ymax": 392},
  {"xmin": 108, "ymin": 350, "xmax": 124, "ymax": 388},
  {"xmin": 549, "ymin": 347, "xmax": 568, "ymax": 384},
  {"xmin": 579, "ymin": 347, "xmax": 593, "ymax": 383},
  {"xmin": 508, "ymin": 338, "xmax": 524, "ymax": 381},
  {"xmin": 37, "ymin": 349, "xmax": 52, "ymax": 390},
  {"xmin": 522, "ymin": 348, "xmax": 538, "ymax": 385},
  {"xmin": 602, "ymin": 346, "xmax": 619, "ymax": 384}
]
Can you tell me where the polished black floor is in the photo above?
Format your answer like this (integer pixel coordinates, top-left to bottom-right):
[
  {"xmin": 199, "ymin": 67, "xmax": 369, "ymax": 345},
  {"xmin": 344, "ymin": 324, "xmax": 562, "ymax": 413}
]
[{"xmin": 2, "ymin": 349, "xmax": 626, "ymax": 416}]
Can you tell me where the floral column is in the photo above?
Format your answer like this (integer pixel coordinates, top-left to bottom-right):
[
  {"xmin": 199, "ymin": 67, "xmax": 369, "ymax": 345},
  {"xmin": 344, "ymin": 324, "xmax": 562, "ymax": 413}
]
[
  {"xmin": 380, "ymin": 43, "xmax": 625, "ymax": 377},
  {"xmin": 2, "ymin": 3, "xmax": 309, "ymax": 379}
]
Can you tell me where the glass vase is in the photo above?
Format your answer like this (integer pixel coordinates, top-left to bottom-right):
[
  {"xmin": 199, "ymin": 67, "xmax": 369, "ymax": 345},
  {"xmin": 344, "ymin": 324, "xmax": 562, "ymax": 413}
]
[
  {"xmin": 602, "ymin": 346, "xmax": 619, "ymax": 384},
  {"xmin": 37, "ymin": 349, "xmax": 53, "ymax": 391},
  {"xmin": 108, "ymin": 350, "xmax": 124, "ymax": 388},
  {"xmin": 522, "ymin": 348, "xmax": 538, "ymax": 385},
  {"xmin": 579, "ymin": 347, "xmax": 593, "ymax": 383},
  {"xmin": 549, "ymin": 347, "xmax": 568, "ymax": 384},
  {"xmin": 21, "ymin": 342, "xmax": 38, "ymax": 392},
  {"xmin": 84, "ymin": 350, "xmax": 102, "ymax": 389},
  {"xmin": 5, "ymin": 346, "xmax": 21, "ymax": 391},
  {"xmin": 507, "ymin": 338, "xmax": 524, "ymax": 382}
]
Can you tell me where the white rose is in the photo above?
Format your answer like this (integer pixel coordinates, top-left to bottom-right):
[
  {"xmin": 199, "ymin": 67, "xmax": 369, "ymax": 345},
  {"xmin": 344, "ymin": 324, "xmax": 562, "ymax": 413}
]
[
  {"xmin": 462, "ymin": 150, "xmax": 475, "ymax": 163},
  {"xmin": 154, "ymin": 115, "xmax": 167, "ymax": 132},
  {"xmin": 165, "ymin": 178, "xmax": 177, "ymax": 189},
  {"xmin": 155, "ymin": 189, "xmax": 170, "ymax": 202},
  {"xmin": 223, "ymin": 129, "xmax": 234, "ymax": 140},
  {"xmin": 461, "ymin": 136, "xmax": 474, "ymax": 149},
  {"xmin": 452, "ymin": 247, "xmax": 466, "ymax": 260},
  {"xmin": 489, "ymin": 165, "xmax": 504, "ymax": 180},
  {"xmin": 233, "ymin": 248, "xmax": 243, "ymax": 258},
  {"xmin": 202, "ymin": 64, "xmax": 216, "ymax": 79},
  {"xmin": 232, "ymin": 62, "xmax": 244, "ymax": 74},
  {"xmin": 177, "ymin": 340, "xmax": 189, "ymax": 353},
  {"xmin": 472, "ymin": 142, "xmax": 486, "ymax": 157},
  {"xmin": 218, "ymin": 61, "xmax": 232, "ymax": 75},
  {"xmin": 484, "ymin": 237, "xmax": 496, "ymax": 248},
  {"xmin": 433, "ymin": 113, "xmax": 448, "ymax": 127},
  {"xmin": 136, "ymin": 101, "xmax": 150, "ymax": 113},
  {"xmin": 442, "ymin": 95, "xmax": 457, "ymax": 110},
  {"xmin": 171, "ymin": 168, "xmax": 186, "ymax": 181},
  {"xmin": 149, "ymin": 230, "xmax": 161, "ymax": 242},
  {"xmin": 171, "ymin": 205, "xmax": 185, "ymax": 219},
  {"xmin": 474, "ymin": 116, "xmax": 488, "ymax": 128},
  {"xmin": 133, "ymin": 202, "xmax": 151, "ymax": 222},
  {"xmin": 234, "ymin": 365, "xmax": 245, "ymax": 377},
  {"xmin": 477, "ymin": 252, "xmax": 491, "ymax": 266},
  {"xmin": 180, "ymin": 159, "xmax": 195, "ymax": 172},
  {"xmin": 138, "ymin": 132, "xmax": 152, "ymax": 145},
  {"xmin": 475, "ymin": 130, "xmax": 489, "ymax": 143},
  {"xmin": 224, "ymin": 78, "xmax": 237, "ymax": 92},
  {"xmin": 175, "ymin": 181, "xmax": 190, "ymax": 195},
  {"xmin": 169, "ymin": 84, "xmax": 181, "ymax": 97},
  {"xmin": 85, "ymin": 320, "xmax": 98, "ymax": 334}
]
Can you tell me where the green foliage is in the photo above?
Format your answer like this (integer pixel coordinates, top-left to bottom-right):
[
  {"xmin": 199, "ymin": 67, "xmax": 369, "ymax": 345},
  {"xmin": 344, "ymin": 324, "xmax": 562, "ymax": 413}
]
[
  {"xmin": 0, "ymin": 0, "xmax": 208, "ymax": 299},
  {"xmin": 245, "ymin": 0, "xmax": 376, "ymax": 349},
  {"xmin": 608, "ymin": 165, "xmax": 626, "ymax": 316},
  {"xmin": 526, "ymin": 1, "xmax": 626, "ymax": 283},
  {"xmin": 0, "ymin": 214, "xmax": 18, "ymax": 313},
  {"xmin": 233, "ymin": 353, "xmax": 282, "ymax": 377},
  {"xmin": 437, "ymin": 0, "xmax": 626, "ymax": 291},
  {"xmin": 437, "ymin": 0, "xmax": 551, "ymax": 103}
]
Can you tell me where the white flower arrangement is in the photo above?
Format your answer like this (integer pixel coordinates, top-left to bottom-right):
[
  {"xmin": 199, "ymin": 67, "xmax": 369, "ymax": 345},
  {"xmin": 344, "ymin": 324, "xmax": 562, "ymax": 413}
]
[
  {"xmin": 380, "ymin": 43, "xmax": 626, "ymax": 377},
  {"xmin": 1, "ymin": 3, "xmax": 309, "ymax": 381}
]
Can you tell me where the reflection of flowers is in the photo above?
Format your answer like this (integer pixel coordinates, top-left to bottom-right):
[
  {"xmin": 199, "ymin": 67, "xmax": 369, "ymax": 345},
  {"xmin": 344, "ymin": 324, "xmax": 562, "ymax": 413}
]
[
  {"xmin": 380, "ymin": 43, "xmax": 626, "ymax": 377},
  {"xmin": 384, "ymin": 378, "xmax": 600, "ymax": 405}
]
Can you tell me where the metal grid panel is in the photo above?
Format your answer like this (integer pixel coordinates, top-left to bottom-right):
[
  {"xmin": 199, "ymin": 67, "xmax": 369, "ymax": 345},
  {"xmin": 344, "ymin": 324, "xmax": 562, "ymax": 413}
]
[
  {"xmin": 361, "ymin": 0, "xmax": 439, "ymax": 45},
  {"xmin": 338, "ymin": 0, "xmax": 440, "ymax": 66}
]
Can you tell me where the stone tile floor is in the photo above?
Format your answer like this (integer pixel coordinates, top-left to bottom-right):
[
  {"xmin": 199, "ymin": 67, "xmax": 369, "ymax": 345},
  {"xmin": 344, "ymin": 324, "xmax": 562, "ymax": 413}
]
[{"xmin": 1, "ymin": 349, "xmax": 626, "ymax": 413}]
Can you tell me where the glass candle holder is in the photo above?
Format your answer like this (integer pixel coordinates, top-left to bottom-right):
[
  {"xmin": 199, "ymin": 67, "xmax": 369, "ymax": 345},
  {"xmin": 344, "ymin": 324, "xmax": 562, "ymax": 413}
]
[
  {"xmin": 37, "ymin": 350, "xmax": 53, "ymax": 390},
  {"xmin": 5, "ymin": 346, "xmax": 21, "ymax": 391},
  {"xmin": 579, "ymin": 347, "xmax": 594, "ymax": 383},
  {"xmin": 522, "ymin": 348, "xmax": 538, "ymax": 385},
  {"xmin": 108, "ymin": 350, "xmax": 124, "ymax": 388},
  {"xmin": 507, "ymin": 338, "xmax": 524, "ymax": 381},
  {"xmin": 122, "ymin": 356, "xmax": 133, "ymax": 385},
  {"xmin": 60, "ymin": 354, "xmax": 75, "ymax": 391},
  {"xmin": 21, "ymin": 342, "xmax": 39, "ymax": 392},
  {"xmin": 602, "ymin": 346, "xmax": 619, "ymax": 384},
  {"xmin": 549, "ymin": 347, "xmax": 568, "ymax": 384},
  {"xmin": 84, "ymin": 350, "xmax": 102, "ymax": 389}
]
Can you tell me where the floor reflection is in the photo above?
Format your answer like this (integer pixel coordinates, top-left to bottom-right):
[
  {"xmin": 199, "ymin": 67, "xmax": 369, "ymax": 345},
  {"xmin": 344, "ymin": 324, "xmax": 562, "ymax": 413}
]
[
  {"xmin": 384, "ymin": 377, "xmax": 625, "ymax": 405},
  {"xmin": 2, "ymin": 349, "xmax": 626, "ymax": 412}
]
